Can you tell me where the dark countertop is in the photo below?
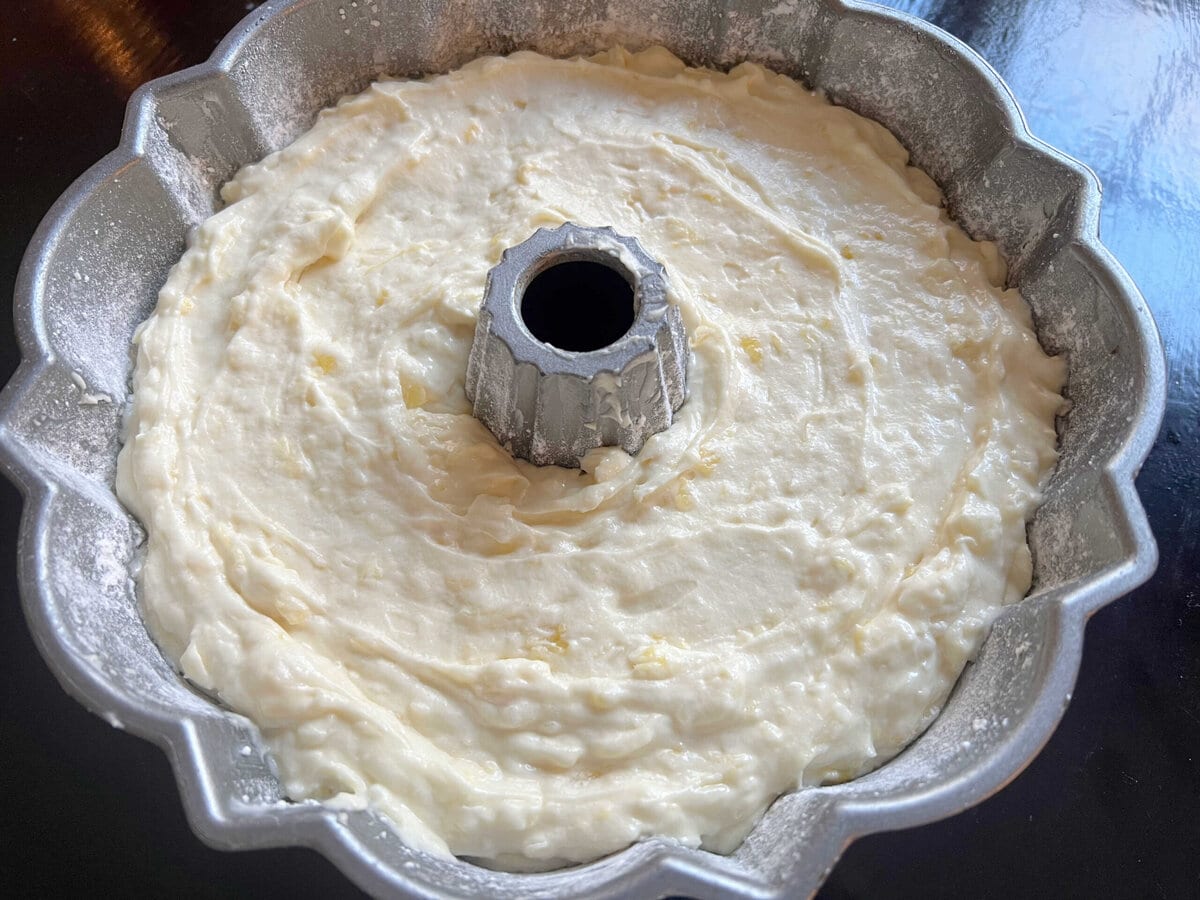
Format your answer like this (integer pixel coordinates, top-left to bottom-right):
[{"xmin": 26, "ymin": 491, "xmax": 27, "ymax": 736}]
[{"xmin": 0, "ymin": 1, "xmax": 1196, "ymax": 897}]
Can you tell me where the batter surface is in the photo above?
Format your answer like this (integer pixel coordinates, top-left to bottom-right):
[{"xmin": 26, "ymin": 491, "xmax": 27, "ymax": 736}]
[{"xmin": 116, "ymin": 47, "xmax": 1065, "ymax": 865}]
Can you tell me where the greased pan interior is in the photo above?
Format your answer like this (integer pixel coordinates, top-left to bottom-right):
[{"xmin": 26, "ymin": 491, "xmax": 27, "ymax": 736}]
[{"xmin": 0, "ymin": 1, "xmax": 1164, "ymax": 896}]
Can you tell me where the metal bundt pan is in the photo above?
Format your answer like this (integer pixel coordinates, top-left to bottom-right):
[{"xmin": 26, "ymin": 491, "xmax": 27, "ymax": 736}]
[{"xmin": 0, "ymin": 0, "xmax": 1165, "ymax": 896}]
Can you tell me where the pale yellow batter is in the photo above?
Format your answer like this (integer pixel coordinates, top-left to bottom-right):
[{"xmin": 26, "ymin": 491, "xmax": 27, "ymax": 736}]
[{"xmin": 116, "ymin": 47, "xmax": 1065, "ymax": 866}]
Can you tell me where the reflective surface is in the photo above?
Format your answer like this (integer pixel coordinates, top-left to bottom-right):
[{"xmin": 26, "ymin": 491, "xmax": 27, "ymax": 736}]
[{"xmin": 0, "ymin": 1, "xmax": 1195, "ymax": 896}]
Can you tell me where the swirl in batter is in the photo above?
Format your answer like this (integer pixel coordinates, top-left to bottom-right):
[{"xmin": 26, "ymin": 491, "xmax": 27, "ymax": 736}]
[{"xmin": 117, "ymin": 47, "xmax": 1065, "ymax": 865}]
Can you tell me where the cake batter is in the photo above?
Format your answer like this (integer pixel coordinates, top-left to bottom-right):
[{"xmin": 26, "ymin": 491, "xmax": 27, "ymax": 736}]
[{"xmin": 117, "ymin": 47, "xmax": 1065, "ymax": 865}]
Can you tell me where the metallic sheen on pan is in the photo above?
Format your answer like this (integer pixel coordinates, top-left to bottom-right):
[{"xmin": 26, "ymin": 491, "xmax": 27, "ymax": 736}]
[
  {"xmin": 0, "ymin": 1, "xmax": 1165, "ymax": 897},
  {"xmin": 466, "ymin": 223, "xmax": 688, "ymax": 467}
]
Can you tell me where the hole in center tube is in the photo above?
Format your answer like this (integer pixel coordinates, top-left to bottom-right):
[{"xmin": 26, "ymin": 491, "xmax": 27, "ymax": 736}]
[{"xmin": 519, "ymin": 259, "xmax": 636, "ymax": 352}]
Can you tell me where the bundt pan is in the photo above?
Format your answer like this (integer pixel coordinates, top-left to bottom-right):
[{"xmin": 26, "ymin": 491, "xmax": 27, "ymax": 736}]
[{"xmin": 0, "ymin": 0, "xmax": 1165, "ymax": 896}]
